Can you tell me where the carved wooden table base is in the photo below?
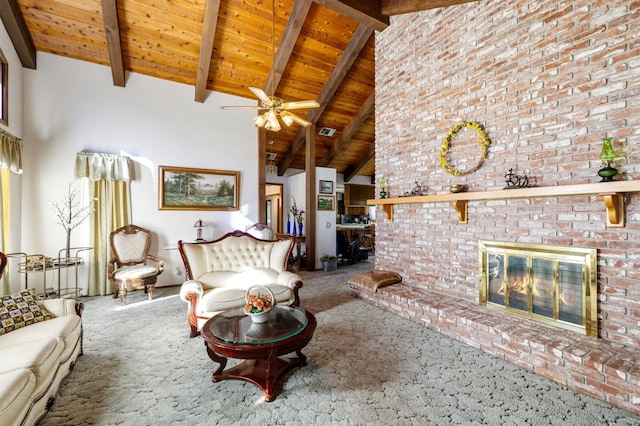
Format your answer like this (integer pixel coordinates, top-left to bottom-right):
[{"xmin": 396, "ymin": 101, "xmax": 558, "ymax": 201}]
[{"xmin": 202, "ymin": 310, "xmax": 316, "ymax": 402}]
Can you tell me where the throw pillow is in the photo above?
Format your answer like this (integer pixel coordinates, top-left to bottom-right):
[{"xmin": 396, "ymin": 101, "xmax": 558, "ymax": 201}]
[
  {"xmin": 0, "ymin": 290, "xmax": 54, "ymax": 335},
  {"xmin": 347, "ymin": 270, "xmax": 402, "ymax": 293}
]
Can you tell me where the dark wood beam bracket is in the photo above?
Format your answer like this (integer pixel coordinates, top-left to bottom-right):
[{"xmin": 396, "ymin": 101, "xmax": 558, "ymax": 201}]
[
  {"xmin": 195, "ymin": 0, "xmax": 221, "ymax": 103},
  {"xmin": 100, "ymin": 0, "xmax": 126, "ymax": 87},
  {"xmin": 0, "ymin": 0, "xmax": 36, "ymax": 69},
  {"xmin": 314, "ymin": 0, "xmax": 389, "ymax": 32},
  {"xmin": 381, "ymin": 0, "xmax": 481, "ymax": 16}
]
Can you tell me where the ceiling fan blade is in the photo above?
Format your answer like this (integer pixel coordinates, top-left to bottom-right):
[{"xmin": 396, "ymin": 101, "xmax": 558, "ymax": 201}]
[
  {"xmin": 249, "ymin": 87, "xmax": 273, "ymax": 105},
  {"xmin": 285, "ymin": 112, "xmax": 312, "ymax": 127},
  {"xmin": 220, "ymin": 105, "xmax": 263, "ymax": 110},
  {"xmin": 280, "ymin": 100, "xmax": 320, "ymax": 110}
]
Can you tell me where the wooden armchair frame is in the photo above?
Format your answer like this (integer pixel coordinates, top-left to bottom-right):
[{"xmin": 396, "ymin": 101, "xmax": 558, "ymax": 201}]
[{"xmin": 108, "ymin": 224, "xmax": 164, "ymax": 305}]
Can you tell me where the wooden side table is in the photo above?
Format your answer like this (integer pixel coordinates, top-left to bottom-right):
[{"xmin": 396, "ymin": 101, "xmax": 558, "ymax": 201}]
[{"xmin": 275, "ymin": 233, "xmax": 306, "ymax": 271}]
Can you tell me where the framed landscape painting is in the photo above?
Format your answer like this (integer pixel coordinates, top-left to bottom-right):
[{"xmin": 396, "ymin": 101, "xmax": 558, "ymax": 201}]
[
  {"xmin": 319, "ymin": 180, "xmax": 333, "ymax": 194},
  {"xmin": 159, "ymin": 166, "xmax": 240, "ymax": 210},
  {"xmin": 317, "ymin": 195, "xmax": 335, "ymax": 211}
]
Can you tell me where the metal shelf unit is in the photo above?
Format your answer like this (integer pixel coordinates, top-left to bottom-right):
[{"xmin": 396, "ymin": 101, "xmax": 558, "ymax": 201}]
[{"xmin": 6, "ymin": 247, "xmax": 92, "ymax": 299}]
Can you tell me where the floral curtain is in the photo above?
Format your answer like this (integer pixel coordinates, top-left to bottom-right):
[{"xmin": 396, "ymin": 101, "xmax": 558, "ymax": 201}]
[
  {"xmin": 75, "ymin": 152, "xmax": 132, "ymax": 296},
  {"xmin": 0, "ymin": 130, "xmax": 22, "ymax": 294}
]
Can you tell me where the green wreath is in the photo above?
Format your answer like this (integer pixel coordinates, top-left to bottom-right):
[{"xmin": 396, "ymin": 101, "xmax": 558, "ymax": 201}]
[{"xmin": 439, "ymin": 121, "xmax": 491, "ymax": 176}]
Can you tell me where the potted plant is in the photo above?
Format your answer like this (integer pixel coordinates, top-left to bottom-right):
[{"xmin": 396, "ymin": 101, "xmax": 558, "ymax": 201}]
[{"xmin": 320, "ymin": 253, "xmax": 338, "ymax": 272}]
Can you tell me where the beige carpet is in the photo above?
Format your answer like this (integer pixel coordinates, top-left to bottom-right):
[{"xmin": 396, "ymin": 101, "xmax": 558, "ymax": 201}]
[{"xmin": 40, "ymin": 260, "xmax": 640, "ymax": 425}]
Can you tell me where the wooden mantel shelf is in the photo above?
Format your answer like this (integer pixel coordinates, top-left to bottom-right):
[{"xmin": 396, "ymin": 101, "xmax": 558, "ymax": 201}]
[{"xmin": 367, "ymin": 180, "xmax": 640, "ymax": 228}]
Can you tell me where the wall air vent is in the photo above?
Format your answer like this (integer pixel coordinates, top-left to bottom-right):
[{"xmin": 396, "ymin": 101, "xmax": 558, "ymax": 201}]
[
  {"xmin": 266, "ymin": 152, "xmax": 277, "ymax": 161},
  {"xmin": 319, "ymin": 127, "xmax": 336, "ymax": 136}
]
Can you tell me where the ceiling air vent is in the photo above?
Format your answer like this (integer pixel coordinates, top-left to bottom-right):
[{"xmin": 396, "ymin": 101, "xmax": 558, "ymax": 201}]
[
  {"xmin": 266, "ymin": 152, "xmax": 277, "ymax": 161},
  {"xmin": 319, "ymin": 127, "xmax": 336, "ymax": 137}
]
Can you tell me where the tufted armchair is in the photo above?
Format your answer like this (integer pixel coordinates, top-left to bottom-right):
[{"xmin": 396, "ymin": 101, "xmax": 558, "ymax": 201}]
[
  {"xmin": 178, "ymin": 230, "xmax": 302, "ymax": 337},
  {"xmin": 108, "ymin": 225, "xmax": 164, "ymax": 305}
]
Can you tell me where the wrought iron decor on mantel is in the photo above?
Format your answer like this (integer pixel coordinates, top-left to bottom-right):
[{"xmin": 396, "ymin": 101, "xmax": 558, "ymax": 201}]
[{"xmin": 504, "ymin": 168, "xmax": 531, "ymax": 189}]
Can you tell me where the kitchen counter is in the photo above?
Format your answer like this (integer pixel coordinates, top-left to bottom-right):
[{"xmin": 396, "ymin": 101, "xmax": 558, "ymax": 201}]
[{"xmin": 336, "ymin": 224, "xmax": 375, "ymax": 251}]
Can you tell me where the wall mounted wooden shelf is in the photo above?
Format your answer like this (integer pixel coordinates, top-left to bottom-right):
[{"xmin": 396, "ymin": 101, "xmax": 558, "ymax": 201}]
[{"xmin": 367, "ymin": 180, "xmax": 640, "ymax": 228}]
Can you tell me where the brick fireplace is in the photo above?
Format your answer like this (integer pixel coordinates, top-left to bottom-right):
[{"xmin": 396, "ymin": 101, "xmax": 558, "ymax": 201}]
[{"xmin": 369, "ymin": 0, "xmax": 640, "ymax": 415}]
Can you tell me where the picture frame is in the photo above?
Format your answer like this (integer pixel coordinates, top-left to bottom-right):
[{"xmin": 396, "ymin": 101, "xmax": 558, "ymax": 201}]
[
  {"xmin": 158, "ymin": 166, "xmax": 240, "ymax": 210},
  {"xmin": 319, "ymin": 180, "xmax": 334, "ymax": 194},
  {"xmin": 317, "ymin": 195, "xmax": 335, "ymax": 211}
]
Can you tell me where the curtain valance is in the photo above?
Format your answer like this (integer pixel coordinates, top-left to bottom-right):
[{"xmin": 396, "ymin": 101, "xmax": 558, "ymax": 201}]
[
  {"xmin": 74, "ymin": 152, "xmax": 131, "ymax": 182},
  {"xmin": 0, "ymin": 129, "xmax": 23, "ymax": 174}
]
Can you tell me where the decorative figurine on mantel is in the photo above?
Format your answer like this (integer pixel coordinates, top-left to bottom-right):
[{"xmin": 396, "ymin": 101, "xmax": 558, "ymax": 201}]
[
  {"xmin": 598, "ymin": 137, "xmax": 624, "ymax": 182},
  {"xmin": 400, "ymin": 181, "xmax": 427, "ymax": 197},
  {"xmin": 504, "ymin": 168, "xmax": 531, "ymax": 189}
]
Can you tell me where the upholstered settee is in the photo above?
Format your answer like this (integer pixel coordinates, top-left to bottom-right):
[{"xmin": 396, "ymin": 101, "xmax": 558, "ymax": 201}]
[
  {"xmin": 0, "ymin": 293, "xmax": 83, "ymax": 426},
  {"xmin": 178, "ymin": 230, "xmax": 302, "ymax": 337}
]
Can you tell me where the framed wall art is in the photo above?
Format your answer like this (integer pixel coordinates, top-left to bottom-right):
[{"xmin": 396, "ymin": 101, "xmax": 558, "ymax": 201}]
[
  {"xmin": 317, "ymin": 195, "xmax": 335, "ymax": 211},
  {"xmin": 319, "ymin": 180, "xmax": 334, "ymax": 194},
  {"xmin": 158, "ymin": 166, "xmax": 240, "ymax": 210}
]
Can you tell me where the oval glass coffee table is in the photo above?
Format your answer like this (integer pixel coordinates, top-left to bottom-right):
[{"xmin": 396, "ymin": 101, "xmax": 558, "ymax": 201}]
[{"xmin": 201, "ymin": 305, "xmax": 317, "ymax": 401}]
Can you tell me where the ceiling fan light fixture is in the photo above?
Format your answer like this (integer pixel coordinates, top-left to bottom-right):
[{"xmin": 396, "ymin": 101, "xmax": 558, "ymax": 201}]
[
  {"xmin": 264, "ymin": 110, "xmax": 281, "ymax": 131},
  {"xmin": 280, "ymin": 111, "xmax": 295, "ymax": 127}
]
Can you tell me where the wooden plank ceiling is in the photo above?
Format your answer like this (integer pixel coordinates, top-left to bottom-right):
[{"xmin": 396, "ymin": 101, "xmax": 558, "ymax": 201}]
[{"xmin": 4, "ymin": 0, "xmax": 478, "ymax": 179}]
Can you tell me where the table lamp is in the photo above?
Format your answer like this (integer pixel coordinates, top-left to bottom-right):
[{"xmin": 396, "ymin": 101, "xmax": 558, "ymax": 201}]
[{"xmin": 194, "ymin": 219, "xmax": 206, "ymax": 241}]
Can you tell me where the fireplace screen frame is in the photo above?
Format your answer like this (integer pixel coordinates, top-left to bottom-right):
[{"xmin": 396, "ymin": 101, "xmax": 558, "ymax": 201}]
[{"xmin": 479, "ymin": 241, "xmax": 598, "ymax": 337}]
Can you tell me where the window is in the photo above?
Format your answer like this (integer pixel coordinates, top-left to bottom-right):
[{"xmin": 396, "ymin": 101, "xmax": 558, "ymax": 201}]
[{"xmin": 0, "ymin": 48, "xmax": 7, "ymax": 126}]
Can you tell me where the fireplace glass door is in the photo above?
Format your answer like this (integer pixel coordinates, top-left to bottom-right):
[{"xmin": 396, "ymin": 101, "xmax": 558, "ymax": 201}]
[{"xmin": 480, "ymin": 241, "xmax": 597, "ymax": 337}]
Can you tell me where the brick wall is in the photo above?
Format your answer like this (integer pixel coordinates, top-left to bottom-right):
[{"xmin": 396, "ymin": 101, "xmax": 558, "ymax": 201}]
[{"xmin": 374, "ymin": 0, "xmax": 640, "ymax": 406}]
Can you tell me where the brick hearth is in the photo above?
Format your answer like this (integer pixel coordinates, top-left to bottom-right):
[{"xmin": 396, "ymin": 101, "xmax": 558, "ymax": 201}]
[{"xmin": 351, "ymin": 284, "xmax": 640, "ymax": 415}]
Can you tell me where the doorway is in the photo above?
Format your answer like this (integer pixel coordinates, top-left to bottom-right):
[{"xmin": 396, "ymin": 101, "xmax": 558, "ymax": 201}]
[{"xmin": 266, "ymin": 183, "xmax": 283, "ymax": 234}]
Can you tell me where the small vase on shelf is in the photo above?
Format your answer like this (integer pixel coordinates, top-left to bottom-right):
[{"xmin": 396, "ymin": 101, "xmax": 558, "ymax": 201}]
[
  {"xmin": 598, "ymin": 137, "xmax": 619, "ymax": 182},
  {"xmin": 298, "ymin": 223, "xmax": 304, "ymax": 235},
  {"xmin": 379, "ymin": 176, "xmax": 388, "ymax": 199}
]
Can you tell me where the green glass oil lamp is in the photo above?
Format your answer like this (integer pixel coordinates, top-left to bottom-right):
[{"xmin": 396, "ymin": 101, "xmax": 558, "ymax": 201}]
[{"xmin": 598, "ymin": 137, "xmax": 618, "ymax": 182}]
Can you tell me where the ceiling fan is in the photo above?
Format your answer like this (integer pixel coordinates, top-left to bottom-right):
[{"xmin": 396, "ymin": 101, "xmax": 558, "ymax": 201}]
[{"xmin": 220, "ymin": 0, "xmax": 319, "ymax": 132}]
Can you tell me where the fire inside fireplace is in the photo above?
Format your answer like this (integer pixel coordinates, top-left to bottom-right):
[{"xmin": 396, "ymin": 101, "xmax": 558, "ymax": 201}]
[{"xmin": 479, "ymin": 241, "xmax": 597, "ymax": 337}]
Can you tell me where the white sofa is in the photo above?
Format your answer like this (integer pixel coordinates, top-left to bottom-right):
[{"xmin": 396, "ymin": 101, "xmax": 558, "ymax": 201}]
[
  {"xmin": 0, "ymin": 295, "xmax": 83, "ymax": 426},
  {"xmin": 178, "ymin": 231, "xmax": 302, "ymax": 337}
]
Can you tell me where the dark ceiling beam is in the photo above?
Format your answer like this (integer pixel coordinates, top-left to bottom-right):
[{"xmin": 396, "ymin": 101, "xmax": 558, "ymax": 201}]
[
  {"xmin": 313, "ymin": 0, "xmax": 389, "ymax": 32},
  {"xmin": 381, "ymin": 0, "xmax": 480, "ymax": 15},
  {"xmin": 277, "ymin": 24, "xmax": 374, "ymax": 175},
  {"xmin": 319, "ymin": 90, "xmax": 374, "ymax": 166},
  {"xmin": 264, "ymin": 0, "xmax": 313, "ymax": 95},
  {"xmin": 0, "ymin": 0, "xmax": 36, "ymax": 69},
  {"xmin": 100, "ymin": 0, "xmax": 125, "ymax": 86},
  {"xmin": 195, "ymin": 0, "xmax": 221, "ymax": 102},
  {"xmin": 344, "ymin": 142, "xmax": 375, "ymax": 182}
]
